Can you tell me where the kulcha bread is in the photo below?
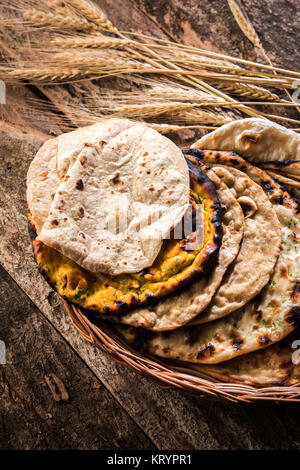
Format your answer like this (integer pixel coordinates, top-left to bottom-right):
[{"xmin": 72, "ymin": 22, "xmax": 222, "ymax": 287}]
[
  {"xmin": 29, "ymin": 160, "xmax": 223, "ymax": 316},
  {"xmin": 116, "ymin": 154, "xmax": 300, "ymax": 364},
  {"xmin": 102, "ymin": 159, "xmax": 244, "ymax": 330},
  {"xmin": 185, "ymin": 152, "xmax": 281, "ymax": 324},
  {"xmin": 186, "ymin": 328, "xmax": 300, "ymax": 386},
  {"xmin": 28, "ymin": 119, "xmax": 190, "ymax": 275},
  {"xmin": 192, "ymin": 118, "xmax": 300, "ymax": 162}
]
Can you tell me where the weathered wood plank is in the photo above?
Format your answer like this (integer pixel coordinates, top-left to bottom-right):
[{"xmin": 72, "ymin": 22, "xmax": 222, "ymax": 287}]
[
  {"xmin": 130, "ymin": 0, "xmax": 300, "ymax": 69},
  {"xmin": 1, "ymin": 128, "xmax": 300, "ymax": 450},
  {"xmin": 0, "ymin": 264, "xmax": 155, "ymax": 450}
]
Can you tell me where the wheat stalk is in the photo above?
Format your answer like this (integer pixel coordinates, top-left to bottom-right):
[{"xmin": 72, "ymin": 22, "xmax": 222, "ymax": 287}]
[
  {"xmin": 227, "ymin": 0, "xmax": 300, "ymax": 113},
  {"xmin": 147, "ymin": 123, "xmax": 219, "ymax": 133},
  {"xmin": 4, "ymin": 67, "xmax": 84, "ymax": 81},
  {"xmin": 22, "ymin": 9, "xmax": 98, "ymax": 32},
  {"xmin": 207, "ymin": 80, "xmax": 282, "ymax": 101},
  {"xmin": 227, "ymin": 0, "xmax": 262, "ymax": 48},
  {"xmin": 65, "ymin": 0, "xmax": 118, "ymax": 33},
  {"xmin": 1, "ymin": 0, "xmax": 299, "ymax": 130},
  {"xmin": 52, "ymin": 36, "xmax": 131, "ymax": 48},
  {"xmin": 127, "ymin": 31, "xmax": 300, "ymax": 78}
]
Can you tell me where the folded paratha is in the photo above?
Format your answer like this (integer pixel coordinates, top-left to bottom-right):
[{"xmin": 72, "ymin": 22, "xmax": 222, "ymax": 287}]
[
  {"xmin": 193, "ymin": 118, "xmax": 300, "ymax": 162},
  {"xmin": 116, "ymin": 154, "xmax": 300, "ymax": 363}
]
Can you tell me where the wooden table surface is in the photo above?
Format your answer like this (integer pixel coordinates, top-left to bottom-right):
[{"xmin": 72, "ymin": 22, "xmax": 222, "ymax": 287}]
[{"xmin": 1, "ymin": 0, "xmax": 300, "ymax": 450}]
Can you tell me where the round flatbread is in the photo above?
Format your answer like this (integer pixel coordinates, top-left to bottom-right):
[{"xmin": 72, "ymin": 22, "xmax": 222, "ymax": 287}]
[
  {"xmin": 103, "ymin": 159, "xmax": 244, "ymax": 330},
  {"xmin": 27, "ymin": 118, "xmax": 190, "ymax": 276},
  {"xmin": 192, "ymin": 118, "xmax": 300, "ymax": 162}
]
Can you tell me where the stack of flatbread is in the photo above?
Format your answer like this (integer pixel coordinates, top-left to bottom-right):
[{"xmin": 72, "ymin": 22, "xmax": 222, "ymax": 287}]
[{"xmin": 27, "ymin": 117, "xmax": 300, "ymax": 387}]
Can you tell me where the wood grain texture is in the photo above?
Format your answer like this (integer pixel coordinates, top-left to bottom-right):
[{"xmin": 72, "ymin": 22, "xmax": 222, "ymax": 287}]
[
  {"xmin": 130, "ymin": 0, "xmax": 300, "ymax": 69},
  {"xmin": 0, "ymin": 265, "xmax": 155, "ymax": 450},
  {"xmin": 0, "ymin": 129, "xmax": 300, "ymax": 450}
]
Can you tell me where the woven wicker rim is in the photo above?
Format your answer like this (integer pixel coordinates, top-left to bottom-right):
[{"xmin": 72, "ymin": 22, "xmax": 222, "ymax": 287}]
[{"xmin": 64, "ymin": 301, "xmax": 300, "ymax": 403}]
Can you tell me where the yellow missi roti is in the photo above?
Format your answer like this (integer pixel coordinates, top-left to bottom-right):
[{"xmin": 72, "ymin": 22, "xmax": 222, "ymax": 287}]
[{"xmin": 29, "ymin": 160, "xmax": 223, "ymax": 316}]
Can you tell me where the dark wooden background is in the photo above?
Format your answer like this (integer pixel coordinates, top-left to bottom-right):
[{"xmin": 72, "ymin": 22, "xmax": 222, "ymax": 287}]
[{"xmin": 1, "ymin": 0, "xmax": 300, "ymax": 450}]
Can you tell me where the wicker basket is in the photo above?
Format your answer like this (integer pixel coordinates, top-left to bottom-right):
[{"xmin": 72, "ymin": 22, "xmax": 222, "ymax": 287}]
[{"xmin": 64, "ymin": 301, "xmax": 300, "ymax": 404}]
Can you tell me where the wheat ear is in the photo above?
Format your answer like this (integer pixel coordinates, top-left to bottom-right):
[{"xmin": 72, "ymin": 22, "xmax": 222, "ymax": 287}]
[
  {"xmin": 227, "ymin": 0, "xmax": 262, "ymax": 48},
  {"xmin": 22, "ymin": 9, "xmax": 98, "ymax": 32},
  {"xmin": 52, "ymin": 37, "xmax": 131, "ymax": 48},
  {"xmin": 207, "ymin": 80, "xmax": 281, "ymax": 101},
  {"xmin": 227, "ymin": 0, "xmax": 300, "ymax": 113},
  {"xmin": 65, "ymin": 0, "xmax": 118, "ymax": 33}
]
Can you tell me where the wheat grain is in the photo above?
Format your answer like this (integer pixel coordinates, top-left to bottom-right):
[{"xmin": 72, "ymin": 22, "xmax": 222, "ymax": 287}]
[
  {"xmin": 22, "ymin": 9, "xmax": 98, "ymax": 31},
  {"xmin": 227, "ymin": 0, "xmax": 261, "ymax": 48},
  {"xmin": 208, "ymin": 80, "xmax": 281, "ymax": 101},
  {"xmin": 65, "ymin": 0, "xmax": 118, "ymax": 33},
  {"xmin": 6, "ymin": 67, "xmax": 84, "ymax": 81},
  {"xmin": 114, "ymin": 102, "xmax": 198, "ymax": 118},
  {"xmin": 147, "ymin": 123, "xmax": 219, "ymax": 133},
  {"xmin": 52, "ymin": 36, "xmax": 131, "ymax": 48},
  {"xmin": 227, "ymin": 0, "xmax": 300, "ymax": 113}
]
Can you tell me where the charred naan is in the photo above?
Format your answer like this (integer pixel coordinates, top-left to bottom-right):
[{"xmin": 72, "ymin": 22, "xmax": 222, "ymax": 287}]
[
  {"xmin": 116, "ymin": 155, "xmax": 300, "ymax": 363},
  {"xmin": 103, "ymin": 158, "xmax": 244, "ymax": 330}
]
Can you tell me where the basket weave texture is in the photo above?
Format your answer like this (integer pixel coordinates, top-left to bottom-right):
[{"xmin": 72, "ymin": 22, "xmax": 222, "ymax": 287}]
[{"xmin": 64, "ymin": 301, "xmax": 300, "ymax": 404}]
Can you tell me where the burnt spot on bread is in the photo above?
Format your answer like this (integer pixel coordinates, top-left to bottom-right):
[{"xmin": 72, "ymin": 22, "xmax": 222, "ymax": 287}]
[
  {"xmin": 112, "ymin": 172, "xmax": 120, "ymax": 184},
  {"xmin": 285, "ymin": 307, "xmax": 300, "ymax": 327},
  {"xmin": 79, "ymin": 155, "xmax": 87, "ymax": 165},
  {"xmin": 243, "ymin": 133, "xmax": 259, "ymax": 143},
  {"xmin": 291, "ymin": 282, "xmax": 300, "ymax": 302},
  {"xmin": 76, "ymin": 179, "xmax": 84, "ymax": 190},
  {"xmin": 78, "ymin": 206, "xmax": 85, "ymax": 217},
  {"xmin": 132, "ymin": 329, "xmax": 154, "ymax": 351},
  {"xmin": 258, "ymin": 334, "xmax": 271, "ymax": 346},
  {"xmin": 229, "ymin": 157, "xmax": 240, "ymax": 166},
  {"xmin": 232, "ymin": 337, "xmax": 244, "ymax": 351},
  {"xmin": 51, "ymin": 219, "xmax": 59, "ymax": 226},
  {"xmin": 28, "ymin": 220, "xmax": 37, "ymax": 240},
  {"xmin": 185, "ymin": 329, "xmax": 200, "ymax": 346},
  {"xmin": 182, "ymin": 148, "xmax": 206, "ymax": 162},
  {"xmin": 261, "ymin": 181, "xmax": 273, "ymax": 194},
  {"xmin": 196, "ymin": 342, "xmax": 215, "ymax": 359},
  {"xmin": 114, "ymin": 300, "xmax": 128, "ymax": 310},
  {"xmin": 279, "ymin": 265, "xmax": 288, "ymax": 278}
]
